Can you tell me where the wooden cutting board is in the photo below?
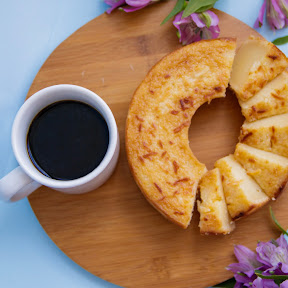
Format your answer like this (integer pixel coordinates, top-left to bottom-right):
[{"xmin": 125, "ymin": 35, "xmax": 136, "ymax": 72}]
[{"xmin": 28, "ymin": 1, "xmax": 288, "ymax": 287}]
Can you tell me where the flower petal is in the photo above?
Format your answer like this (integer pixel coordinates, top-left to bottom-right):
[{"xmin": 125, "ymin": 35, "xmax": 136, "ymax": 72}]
[
  {"xmin": 254, "ymin": 0, "xmax": 266, "ymax": 28},
  {"xmin": 279, "ymin": 0, "xmax": 288, "ymax": 17},
  {"xmin": 173, "ymin": 10, "xmax": 220, "ymax": 45},
  {"xmin": 280, "ymin": 280, "xmax": 288, "ymax": 288},
  {"xmin": 204, "ymin": 10, "xmax": 219, "ymax": 26},
  {"xmin": 267, "ymin": 0, "xmax": 286, "ymax": 29},
  {"xmin": 174, "ymin": 12, "xmax": 193, "ymax": 25},
  {"xmin": 121, "ymin": 4, "xmax": 148, "ymax": 12},
  {"xmin": 227, "ymin": 262, "xmax": 252, "ymax": 273},
  {"xmin": 256, "ymin": 241, "xmax": 277, "ymax": 266},
  {"xmin": 234, "ymin": 245, "xmax": 261, "ymax": 269},
  {"xmin": 125, "ymin": 0, "xmax": 151, "ymax": 7},
  {"xmin": 270, "ymin": 246, "xmax": 288, "ymax": 266},
  {"xmin": 105, "ymin": 0, "xmax": 125, "ymax": 13},
  {"xmin": 252, "ymin": 278, "xmax": 278, "ymax": 288},
  {"xmin": 277, "ymin": 234, "xmax": 288, "ymax": 250},
  {"xmin": 201, "ymin": 26, "xmax": 220, "ymax": 40},
  {"xmin": 234, "ymin": 272, "xmax": 254, "ymax": 284},
  {"xmin": 191, "ymin": 13, "xmax": 206, "ymax": 28}
]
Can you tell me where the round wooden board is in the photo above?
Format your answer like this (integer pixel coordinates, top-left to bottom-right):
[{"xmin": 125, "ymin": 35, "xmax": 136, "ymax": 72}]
[{"xmin": 28, "ymin": 2, "xmax": 288, "ymax": 287}]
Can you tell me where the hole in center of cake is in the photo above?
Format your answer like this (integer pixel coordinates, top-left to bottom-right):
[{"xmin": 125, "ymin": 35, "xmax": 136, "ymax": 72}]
[{"xmin": 189, "ymin": 89, "xmax": 244, "ymax": 170}]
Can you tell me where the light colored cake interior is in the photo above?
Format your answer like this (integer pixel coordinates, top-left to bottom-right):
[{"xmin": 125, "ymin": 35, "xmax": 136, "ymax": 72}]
[
  {"xmin": 215, "ymin": 155, "xmax": 269, "ymax": 220},
  {"xmin": 240, "ymin": 113, "xmax": 288, "ymax": 157},
  {"xmin": 234, "ymin": 143, "xmax": 288, "ymax": 199},
  {"xmin": 230, "ymin": 39, "xmax": 268, "ymax": 94},
  {"xmin": 242, "ymin": 113, "xmax": 288, "ymax": 129},
  {"xmin": 197, "ymin": 168, "xmax": 235, "ymax": 235},
  {"xmin": 229, "ymin": 37, "xmax": 288, "ymax": 101},
  {"xmin": 239, "ymin": 70, "xmax": 288, "ymax": 122}
]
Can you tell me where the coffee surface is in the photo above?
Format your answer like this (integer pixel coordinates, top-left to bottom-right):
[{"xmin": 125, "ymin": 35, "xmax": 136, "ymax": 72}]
[{"xmin": 27, "ymin": 101, "xmax": 109, "ymax": 180}]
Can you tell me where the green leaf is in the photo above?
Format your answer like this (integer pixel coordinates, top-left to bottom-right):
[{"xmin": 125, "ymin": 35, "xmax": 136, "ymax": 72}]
[
  {"xmin": 196, "ymin": 4, "xmax": 215, "ymax": 13},
  {"xmin": 272, "ymin": 35, "xmax": 288, "ymax": 45},
  {"xmin": 212, "ymin": 278, "xmax": 236, "ymax": 288},
  {"xmin": 255, "ymin": 270, "xmax": 288, "ymax": 280},
  {"xmin": 269, "ymin": 206, "xmax": 288, "ymax": 236},
  {"xmin": 161, "ymin": 0, "xmax": 185, "ymax": 25},
  {"xmin": 183, "ymin": 0, "xmax": 218, "ymax": 18}
]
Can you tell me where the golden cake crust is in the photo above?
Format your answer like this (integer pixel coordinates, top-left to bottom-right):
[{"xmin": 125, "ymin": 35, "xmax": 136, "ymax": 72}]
[{"xmin": 126, "ymin": 38, "xmax": 236, "ymax": 228}]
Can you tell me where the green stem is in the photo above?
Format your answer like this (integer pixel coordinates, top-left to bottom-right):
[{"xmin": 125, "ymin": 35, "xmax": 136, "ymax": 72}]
[
  {"xmin": 270, "ymin": 206, "xmax": 288, "ymax": 237},
  {"xmin": 255, "ymin": 270, "xmax": 288, "ymax": 280}
]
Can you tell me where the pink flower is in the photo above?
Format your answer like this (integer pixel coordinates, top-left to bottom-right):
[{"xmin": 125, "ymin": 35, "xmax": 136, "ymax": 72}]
[
  {"xmin": 122, "ymin": 0, "xmax": 156, "ymax": 12},
  {"xmin": 254, "ymin": 0, "xmax": 266, "ymax": 28},
  {"xmin": 173, "ymin": 10, "xmax": 220, "ymax": 45},
  {"xmin": 279, "ymin": 0, "xmax": 288, "ymax": 15},
  {"xmin": 104, "ymin": 0, "xmax": 159, "ymax": 13},
  {"xmin": 267, "ymin": 0, "xmax": 286, "ymax": 29},
  {"xmin": 278, "ymin": 0, "xmax": 288, "ymax": 25},
  {"xmin": 105, "ymin": 0, "xmax": 125, "ymax": 14},
  {"xmin": 255, "ymin": 0, "xmax": 288, "ymax": 30}
]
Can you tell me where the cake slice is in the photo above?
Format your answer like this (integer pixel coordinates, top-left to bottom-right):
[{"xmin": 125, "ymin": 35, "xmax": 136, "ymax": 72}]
[
  {"xmin": 239, "ymin": 70, "xmax": 288, "ymax": 122},
  {"xmin": 234, "ymin": 143, "xmax": 288, "ymax": 199},
  {"xmin": 239, "ymin": 113, "xmax": 288, "ymax": 157},
  {"xmin": 197, "ymin": 168, "xmax": 235, "ymax": 235},
  {"xmin": 215, "ymin": 155, "xmax": 269, "ymax": 220},
  {"xmin": 230, "ymin": 36, "xmax": 288, "ymax": 102}
]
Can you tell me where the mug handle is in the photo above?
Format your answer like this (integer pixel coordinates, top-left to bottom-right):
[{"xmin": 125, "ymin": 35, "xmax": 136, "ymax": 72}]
[{"xmin": 0, "ymin": 166, "xmax": 41, "ymax": 202}]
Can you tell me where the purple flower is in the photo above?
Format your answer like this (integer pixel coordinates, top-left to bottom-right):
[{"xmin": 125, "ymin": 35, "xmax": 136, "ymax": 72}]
[
  {"xmin": 256, "ymin": 235, "xmax": 288, "ymax": 273},
  {"xmin": 104, "ymin": 0, "xmax": 159, "ymax": 13},
  {"xmin": 227, "ymin": 235, "xmax": 288, "ymax": 287},
  {"xmin": 227, "ymin": 245, "xmax": 261, "ymax": 286},
  {"xmin": 254, "ymin": 0, "xmax": 266, "ymax": 28},
  {"xmin": 254, "ymin": 0, "xmax": 288, "ymax": 30},
  {"xmin": 173, "ymin": 10, "xmax": 220, "ymax": 45},
  {"xmin": 266, "ymin": 0, "xmax": 286, "ymax": 29},
  {"xmin": 252, "ymin": 277, "xmax": 278, "ymax": 288}
]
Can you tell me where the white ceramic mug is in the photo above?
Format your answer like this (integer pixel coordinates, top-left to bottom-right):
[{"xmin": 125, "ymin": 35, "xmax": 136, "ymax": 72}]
[{"xmin": 0, "ymin": 84, "xmax": 120, "ymax": 202}]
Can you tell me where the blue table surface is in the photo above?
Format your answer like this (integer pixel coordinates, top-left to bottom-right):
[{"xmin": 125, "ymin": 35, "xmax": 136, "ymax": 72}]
[{"xmin": 1, "ymin": 1, "xmax": 288, "ymax": 287}]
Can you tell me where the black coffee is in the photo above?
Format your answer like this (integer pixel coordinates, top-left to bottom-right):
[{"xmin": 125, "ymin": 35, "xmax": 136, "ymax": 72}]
[{"xmin": 27, "ymin": 100, "xmax": 109, "ymax": 180}]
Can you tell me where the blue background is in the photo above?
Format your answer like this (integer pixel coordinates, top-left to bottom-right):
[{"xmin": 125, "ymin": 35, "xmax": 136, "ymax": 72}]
[{"xmin": 1, "ymin": 1, "xmax": 288, "ymax": 287}]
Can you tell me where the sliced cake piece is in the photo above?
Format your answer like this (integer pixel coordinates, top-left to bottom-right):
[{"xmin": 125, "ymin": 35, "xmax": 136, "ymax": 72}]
[
  {"xmin": 239, "ymin": 70, "xmax": 288, "ymax": 122},
  {"xmin": 230, "ymin": 36, "xmax": 288, "ymax": 102},
  {"xmin": 239, "ymin": 113, "xmax": 288, "ymax": 157},
  {"xmin": 234, "ymin": 143, "xmax": 288, "ymax": 199},
  {"xmin": 215, "ymin": 155, "xmax": 269, "ymax": 220},
  {"xmin": 197, "ymin": 168, "xmax": 235, "ymax": 235}
]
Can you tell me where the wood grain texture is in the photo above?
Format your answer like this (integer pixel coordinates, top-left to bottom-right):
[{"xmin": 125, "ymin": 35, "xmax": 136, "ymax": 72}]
[{"xmin": 27, "ymin": 1, "xmax": 288, "ymax": 287}]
